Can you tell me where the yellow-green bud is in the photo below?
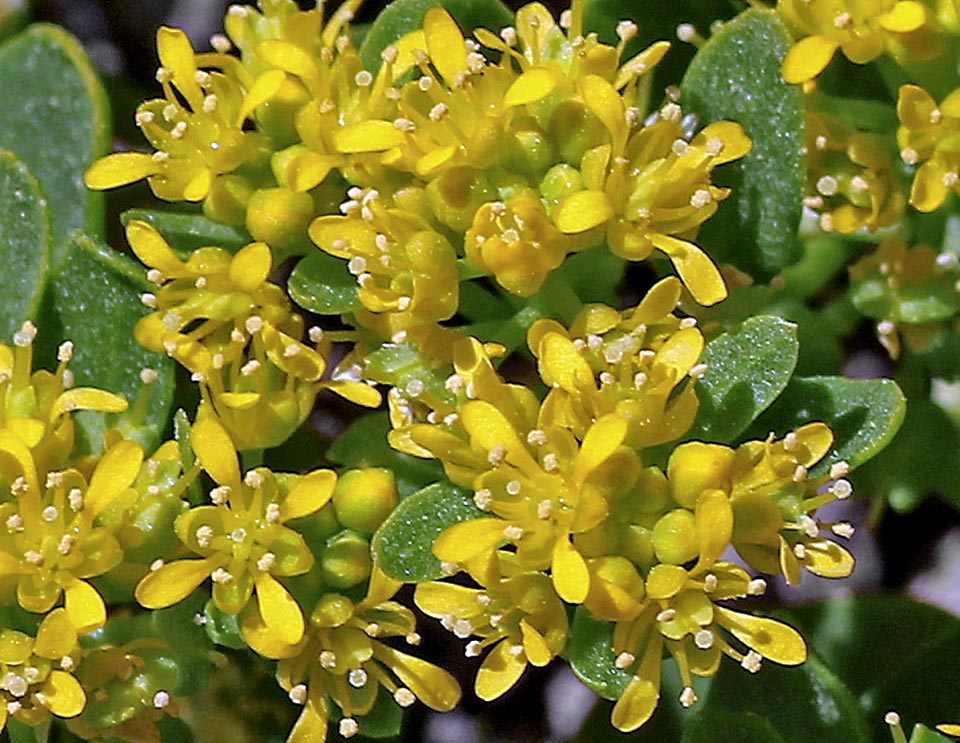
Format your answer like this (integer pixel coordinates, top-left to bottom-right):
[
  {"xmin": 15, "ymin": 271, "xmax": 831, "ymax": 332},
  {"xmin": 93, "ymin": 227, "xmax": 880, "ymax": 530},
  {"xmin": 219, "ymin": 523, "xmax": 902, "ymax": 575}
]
[
  {"xmin": 256, "ymin": 77, "xmax": 311, "ymax": 147},
  {"xmin": 620, "ymin": 524, "xmax": 657, "ymax": 569},
  {"xmin": 311, "ymin": 593, "xmax": 355, "ymax": 628},
  {"xmin": 652, "ymin": 508, "xmax": 699, "ymax": 565},
  {"xmin": 332, "ymin": 468, "xmax": 399, "ymax": 535},
  {"xmin": 548, "ymin": 100, "xmax": 608, "ymax": 166},
  {"xmin": 503, "ymin": 117, "xmax": 555, "ymax": 176},
  {"xmin": 731, "ymin": 492, "xmax": 785, "ymax": 545},
  {"xmin": 575, "ymin": 520, "xmax": 620, "ymax": 558},
  {"xmin": 321, "ymin": 530, "xmax": 373, "ymax": 588},
  {"xmin": 426, "ymin": 167, "xmax": 496, "ymax": 232},
  {"xmin": 245, "ymin": 187, "xmax": 313, "ymax": 256},
  {"xmin": 539, "ymin": 163, "xmax": 583, "ymax": 208}
]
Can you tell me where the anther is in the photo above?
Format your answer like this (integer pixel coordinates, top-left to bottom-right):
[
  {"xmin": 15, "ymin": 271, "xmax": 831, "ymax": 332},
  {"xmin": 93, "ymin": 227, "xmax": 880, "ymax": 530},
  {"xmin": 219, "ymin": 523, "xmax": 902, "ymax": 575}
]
[
  {"xmin": 616, "ymin": 20, "xmax": 638, "ymax": 42},
  {"xmin": 320, "ymin": 650, "xmax": 337, "ymax": 669},
  {"xmin": 211, "ymin": 568, "xmax": 233, "ymax": 584},
  {"xmin": 741, "ymin": 650, "xmax": 762, "ymax": 673},
  {"xmin": 537, "ymin": 499, "xmax": 553, "ymax": 519},
  {"xmin": 13, "ymin": 321, "xmax": 36, "ymax": 347},
  {"xmin": 339, "ymin": 718, "xmax": 359, "ymax": 738},
  {"xmin": 679, "ymin": 687, "xmax": 698, "ymax": 708},
  {"xmin": 487, "ymin": 444, "xmax": 506, "ymax": 466},
  {"xmin": 656, "ymin": 609, "xmax": 676, "ymax": 622},
  {"xmin": 615, "ymin": 652, "xmax": 636, "ymax": 669},
  {"xmin": 832, "ymin": 479, "xmax": 853, "ymax": 499},
  {"xmin": 793, "ymin": 465, "xmax": 808, "ymax": 482},
  {"xmin": 473, "ymin": 489, "xmax": 493, "ymax": 510},
  {"xmin": 289, "ymin": 684, "xmax": 307, "ymax": 704},
  {"xmin": 196, "ymin": 525, "xmax": 214, "ymax": 548},
  {"xmin": 832, "ymin": 522, "xmax": 855, "ymax": 538},
  {"xmin": 526, "ymin": 429, "xmax": 548, "ymax": 446},
  {"xmin": 394, "ymin": 688, "xmax": 416, "ymax": 706},
  {"xmin": 503, "ymin": 525, "xmax": 523, "ymax": 541},
  {"xmin": 703, "ymin": 573, "xmax": 718, "ymax": 592},
  {"xmin": 348, "ymin": 669, "xmax": 368, "ymax": 688},
  {"xmin": 816, "ymin": 175, "xmax": 838, "ymax": 196},
  {"xmin": 542, "ymin": 453, "xmax": 559, "ymax": 472},
  {"xmin": 747, "ymin": 578, "xmax": 767, "ymax": 595},
  {"xmin": 153, "ymin": 691, "xmax": 170, "ymax": 709}
]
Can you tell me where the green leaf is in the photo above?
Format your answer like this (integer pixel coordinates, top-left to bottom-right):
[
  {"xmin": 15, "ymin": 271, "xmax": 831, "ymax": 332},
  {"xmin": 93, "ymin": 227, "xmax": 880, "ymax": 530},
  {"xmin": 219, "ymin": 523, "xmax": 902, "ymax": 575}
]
[
  {"xmin": 288, "ymin": 251, "xmax": 362, "ymax": 314},
  {"xmin": 364, "ymin": 341, "xmax": 455, "ymax": 405},
  {"xmin": 7, "ymin": 719, "xmax": 50, "ymax": 743},
  {"xmin": 50, "ymin": 232, "xmax": 175, "ymax": 454},
  {"xmin": 372, "ymin": 481, "xmax": 484, "ymax": 582},
  {"xmin": 681, "ymin": 9, "xmax": 805, "ymax": 279},
  {"xmin": 121, "ymin": 209, "xmax": 252, "ymax": 256},
  {"xmin": 0, "ymin": 150, "xmax": 50, "ymax": 339},
  {"xmin": 0, "ymin": 24, "xmax": 110, "ymax": 265},
  {"xmin": 356, "ymin": 687, "xmax": 404, "ymax": 738},
  {"xmin": 689, "ymin": 315, "xmax": 799, "ymax": 443},
  {"xmin": 681, "ymin": 707, "xmax": 788, "ymax": 743},
  {"xmin": 750, "ymin": 375, "xmax": 906, "ymax": 474},
  {"xmin": 910, "ymin": 725, "xmax": 957, "ymax": 743},
  {"xmin": 358, "ymin": 0, "xmax": 514, "ymax": 72},
  {"xmin": 326, "ymin": 412, "xmax": 444, "ymax": 498},
  {"xmin": 203, "ymin": 599, "xmax": 246, "ymax": 650},
  {"xmin": 789, "ymin": 595, "xmax": 960, "ymax": 743},
  {"xmin": 689, "ymin": 653, "xmax": 871, "ymax": 743},
  {"xmin": 851, "ymin": 272, "xmax": 960, "ymax": 325},
  {"xmin": 565, "ymin": 608, "xmax": 631, "ymax": 701}
]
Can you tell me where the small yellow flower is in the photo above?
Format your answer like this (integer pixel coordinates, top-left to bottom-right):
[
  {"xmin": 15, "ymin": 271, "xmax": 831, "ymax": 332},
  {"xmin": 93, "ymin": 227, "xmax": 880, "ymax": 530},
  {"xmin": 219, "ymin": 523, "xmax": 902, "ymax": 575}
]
[
  {"xmin": 134, "ymin": 419, "xmax": 336, "ymax": 647},
  {"xmin": 804, "ymin": 110, "xmax": 903, "ymax": 233},
  {"xmin": 415, "ymin": 550, "xmax": 568, "ymax": 700},
  {"xmin": 0, "ymin": 439, "xmax": 143, "ymax": 632},
  {"xmin": 242, "ymin": 584, "xmax": 460, "ymax": 742},
  {"xmin": 0, "ymin": 608, "xmax": 85, "ymax": 732},
  {"xmin": 779, "ymin": 0, "xmax": 934, "ymax": 83},
  {"xmin": 610, "ymin": 562, "xmax": 806, "ymax": 731},
  {"xmin": 0, "ymin": 322, "xmax": 127, "ymax": 475},
  {"xmin": 528, "ymin": 277, "xmax": 704, "ymax": 447},
  {"xmin": 310, "ymin": 191, "xmax": 460, "ymax": 338},
  {"xmin": 897, "ymin": 84, "xmax": 960, "ymax": 212}
]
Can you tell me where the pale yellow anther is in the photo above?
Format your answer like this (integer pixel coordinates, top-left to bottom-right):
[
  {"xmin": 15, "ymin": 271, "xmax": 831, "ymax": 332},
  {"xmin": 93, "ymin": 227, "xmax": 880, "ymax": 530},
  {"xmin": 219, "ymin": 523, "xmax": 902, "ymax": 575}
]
[
  {"xmin": 394, "ymin": 118, "xmax": 416, "ymax": 132},
  {"xmin": 542, "ymin": 453, "xmax": 559, "ymax": 472},
  {"xmin": 319, "ymin": 650, "xmax": 337, "ymax": 669},
  {"xmin": 203, "ymin": 94, "xmax": 218, "ymax": 113},
  {"xmin": 196, "ymin": 525, "xmax": 214, "ymax": 548},
  {"xmin": 679, "ymin": 687, "xmax": 698, "ymax": 708},
  {"xmin": 503, "ymin": 525, "xmax": 523, "ymax": 541},
  {"xmin": 815, "ymin": 135, "xmax": 828, "ymax": 150},
  {"xmin": 68, "ymin": 489, "xmax": 83, "ymax": 511},
  {"xmin": 135, "ymin": 111, "xmax": 155, "ymax": 126},
  {"xmin": 58, "ymin": 534, "xmax": 75, "ymax": 555},
  {"xmin": 381, "ymin": 45, "xmax": 398, "ymax": 64},
  {"xmin": 832, "ymin": 522, "xmax": 855, "ymax": 538},
  {"xmin": 793, "ymin": 543, "xmax": 807, "ymax": 559},
  {"xmin": 210, "ymin": 486, "xmax": 231, "ymax": 505},
  {"xmin": 210, "ymin": 33, "xmax": 231, "ymax": 53},
  {"xmin": 615, "ymin": 652, "xmax": 636, "ymax": 669},
  {"xmin": 473, "ymin": 489, "xmax": 493, "ymax": 510},
  {"xmin": 488, "ymin": 444, "xmax": 506, "ymax": 466},
  {"xmin": 354, "ymin": 70, "xmax": 373, "ymax": 87},
  {"xmin": 747, "ymin": 578, "xmax": 767, "ymax": 595},
  {"xmin": 829, "ymin": 461, "xmax": 850, "ymax": 479},
  {"xmin": 394, "ymin": 688, "xmax": 416, "ymax": 707},
  {"xmin": 211, "ymin": 568, "xmax": 233, "ymax": 584},
  {"xmin": 900, "ymin": 147, "xmax": 919, "ymax": 164},
  {"xmin": 150, "ymin": 558, "xmax": 164, "ymax": 571},
  {"xmin": 656, "ymin": 609, "xmax": 676, "ymax": 622},
  {"xmin": 13, "ymin": 321, "xmax": 36, "ymax": 347},
  {"xmin": 289, "ymin": 684, "xmax": 307, "ymax": 704},
  {"xmin": 406, "ymin": 632, "xmax": 421, "ymax": 645},
  {"xmin": 816, "ymin": 175, "xmax": 839, "ymax": 197},
  {"xmin": 23, "ymin": 550, "xmax": 43, "ymax": 566},
  {"xmin": 171, "ymin": 121, "xmax": 188, "ymax": 139},
  {"xmin": 5, "ymin": 514, "xmax": 22, "ymax": 532},
  {"xmin": 153, "ymin": 691, "xmax": 170, "ymax": 709},
  {"xmin": 832, "ymin": 479, "xmax": 853, "ymax": 499},
  {"xmin": 834, "ymin": 11, "xmax": 853, "ymax": 28},
  {"xmin": 741, "ymin": 650, "xmax": 763, "ymax": 673},
  {"xmin": 339, "ymin": 718, "xmax": 359, "ymax": 738},
  {"xmin": 616, "ymin": 20, "xmax": 638, "ymax": 42}
]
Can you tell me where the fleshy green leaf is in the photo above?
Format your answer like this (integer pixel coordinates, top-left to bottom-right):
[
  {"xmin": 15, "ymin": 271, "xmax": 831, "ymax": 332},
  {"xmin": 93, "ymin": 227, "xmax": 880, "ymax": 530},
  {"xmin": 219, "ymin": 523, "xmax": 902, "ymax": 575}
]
[
  {"xmin": 51, "ymin": 233, "xmax": 175, "ymax": 454},
  {"xmin": 121, "ymin": 209, "xmax": 252, "ymax": 256},
  {"xmin": 358, "ymin": 0, "xmax": 514, "ymax": 72},
  {"xmin": 749, "ymin": 375, "xmax": 905, "ymax": 474},
  {"xmin": 7, "ymin": 719, "xmax": 50, "ymax": 743},
  {"xmin": 355, "ymin": 687, "xmax": 404, "ymax": 738},
  {"xmin": 689, "ymin": 653, "xmax": 870, "ymax": 743},
  {"xmin": 202, "ymin": 599, "xmax": 245, "ymax": 650},
  {"xmin": 326, "ymin": 412, "xmax": 444, "ymax": 498},
  {"xmin": 0, "ymin": 150, "xmax": 50, "ymax": 339},
  {"xmin": 288, "ymin": 251, "xmax": 361, "ymax": 314},
  {"xmin": 681, "ymin": 9, "xmax": 805, "ymax": 279},
  {"xmin": 0, "ymin": 24, "xmax": 110, "ymax": 265},
  {"xmin": 681, "ymin": 707, "xmax": 788, "ymax": 743},
  {"xmin": 565, "ymin": 607, "xmax": 631, "ymax": 701},
  {"xmin": 372, "ymin": 481, "xmax": 484, "ymax": 582},
  {"xmin": 689, "ymin": 315, "xmax": 799, "ymax": 443},
  {"xmin": 909, "ymin": 725, "xmax": 956, "ymax": 743},
  {"xmin": 363, "ymin": 342, "xmax": 454, "ymax": 404},
  {"xmin": 790, "ymin": 595, "xmax": 960, "ymax": 743}
]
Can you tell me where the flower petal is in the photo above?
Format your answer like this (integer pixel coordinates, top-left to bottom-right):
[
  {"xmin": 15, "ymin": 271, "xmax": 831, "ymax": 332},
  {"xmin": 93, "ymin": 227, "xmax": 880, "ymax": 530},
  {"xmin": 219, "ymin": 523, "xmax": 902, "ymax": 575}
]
[
  {"xmin": 504, "ymin": 68, "xmax": 557, "ymax": 107},
  {"xmin": 611, "ymin": 634, "xmax": 662, "ymax": 732},
  {"xmin": 192, "ymin": 418, "xmax": 241, "ymax": 489},
  {"xmin": 125, "ymin": 219, "xmax": 184, "ymax": 275},
  {"xmin": 334, "ymin": 121, "xmax": 405, "ymax": 153},
  {"xmin": 63, "ymin": 579, "xmax": 106, "ymax": 633},
  {"xmin": 781, "ymin": 35, "xmax": 839, "ymax": 84},
  {"xmin": 695, "ymin": 490, "xmax": 733, "ymax": 570},
  {"xmin": 475, "ymin": 640, "xmax": 526, "ymax": 701},
  {"xmin": 715, "ymin": 606, "xmax": 807, "ymax": 665},
  {"xmin": 574, "ymin": 414, "xmax": 627, "ymax": 484},
  {"xmin": 520, "ymin": 619, "xmax": 553, "ymax": 666},
  {"xmin": 84, "ymin": 152, "xmax": 158, "ymax": 190},
  {"xmin": 281, "ymin": 469, "xmax": 337, "ymax": 522},
  {"xmin": 41, "ymin": 670, "xmax": 86, "ymax": 718},
  {"xmin": 229, "ymin": 241, "xmax": 272, "ymax": 292},
  {"xmin": 878, "ymin": 1, "xmax": 927, "ymax": 32},
  {"xmin": 801, "ymin": 539, "xmax": 855, "ymax": 578},
  {"xmin": 85, "ymin": 440, "xmax": 143, "ymax": 518},
  {"xmin": 552, "ymin": 537, "xmax": 590, "ymax": 604},
  {"xmin": 374, "ymin": 644, "xmax": 461, "ymax": 710},
  {"xmin": 554, "ymin": 190, "xmax": 614, "ymax": 234},
  {"xmin": 135, "ymin": 557, "xmax": 218, "ymax": 608},
  {"xmin": 433, "ymin": 519, "xmax": 507, "ymax": 564},
  {"xmin": 649, "ymin": 233, "xmax": 727, "ymax": 306},
  {"xmin": 34, "ymin": 608, "xmax": 77, "ymax": 660},
  {"xmin": 256, "ymin": 572, "xmax": 305, "ymax": 646},
  {"xmin": 424, "ymin": 8, "xmax": 467, "ymax": 83}
]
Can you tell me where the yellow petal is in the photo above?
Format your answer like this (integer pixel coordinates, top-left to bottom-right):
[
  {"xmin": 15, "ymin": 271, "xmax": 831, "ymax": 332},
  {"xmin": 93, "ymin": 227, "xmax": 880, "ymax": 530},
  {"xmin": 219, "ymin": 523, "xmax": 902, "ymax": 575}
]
[
  {"xmin": 460, "ymin": 400, "xmax": 535, "ymax": 469},
  {"xmin": 415, "ymin": 582, "xmax": 483, "ymax": 619},
  {"xmin": 334, "ymin": 121, "xmax": 406, "ymax": 153},
  {"xmin": 135, "ymin": 557, "xmax": 218, "ymax": 608},
  {"xmin": 257, "ymin": 40, "xmax": 318, "ymax": 84},
  {"xmin": 715, "ymin": 606, "xmax": 807, "ymax": 665},
  {"xmin": 288, "ymin": 704, "xmax": 329, "ymax": 743},
  {"xmin": 0, "ymin": 429, "xmax": 38, "ymax": 494},
  {"xmin": 391, "ymin": 29, "xmax": 428, "ymax": 77},
  {"xmin": 288, "ymin": 152, "xmax": 341, "ymax": 193},
  {"xmin": 424, "ymin": 8, "xmax": 467, "ymax": 83},
  {"xmin": 793, "ymin": 422, "xmax": 834, "ymax": 466},
  {"xmin": 878, "ymin": 1, "xmax": 926, "ymax": 32},
  {"xmin": 910, "ymin": 160, "xmax": 949, "ymax": 212},
  {"xmin": 537, "ymin": 333, "xmax": 594, "ymax": 392},
  {"xmin": 63, "ymin": 579, "xmax": 106, "ymax": 633},
  {"xmin": 802, "ymin": 539, "xmax": 855, "ymax": 578},
  {"xmin": 649, "ymin": 233, "xmax": 727, "ymax": 306},
  {"xmin": 433, "ymin": 519, "xmax": 507, "ymax": 563},
  {"xmin": 779, "ymin": 535, "xmax": 803, "ymax": 586},
  {"xmin": 552, "ymin": 537, "xmax": 590, "ymax": 604},
  {"xmin": 238, "ymin": 69, "xmax": 287, "ymax": 125},
  {"xmin": 53, "ymin": 388, "xmax": 128, "ymax": 419},
  {"xmin": 183, "ymin": 168, "xmax": 213, "ymax": 202},
  {"xmin": 41, "ymin": 670, "xmax": 86, "ymax": 718},
  {"xmin": 781, "ymin": 35, "xmax": 839, "ymax": 84},
  {"xmin": 611, "ymin": 634, "xmax": 662, "ymax": 732},
  {"xmin": 229, "ymin": 241, "xmax": 272, "ymax": 292},
  {"xmin": 520, "ymin": 620, "xmax": 553, "ymax": 666},
  {"xmin": 579, "ymin": 75, "xmax": 625, "ymax": 143},
  {"xmin": 255, "ymin": 572, "xmax": 305, "ymax": 645},
  {"xmin": 192, "ymin": 418, "xmax": 241, "ymax": 488},
  {"xmin": 281, "ymin": 469, "xmax": 336, "ymax": 521},
  {"xmin": 374, "ymin": 644, "xmax": 461, "ymax": 710},
  {"xmin": 85, "ymin": 440, "xmax": 143, "ymax": 518},
  {"xmin": 157, "ymin": 27, "xmax": 201, "ymax": 106},
  {"xmin": 667, "ymin": 442, "xmax": 733, "ymax": 509},
  {"xmin": 645, "ymin": 564, "xmax": 688, "ymax": 599},
  {"xmin": 239, "ymin": 611, "xmax": 301, "ymax": 660},
  {"xmin": 125, "ymin": 219, "xmax": 184, "ymax": 275},
  {"xmin": 475, "ymin": 640, "xmax": 526, "ymax": 701},
  {"xmin": 34, "ymin": 608, "xmax": 77, "ymax": 660},
  {"xmin": 937, "ymin": 724, "xmax": 960, "ymax": 736},
  {"xmin": 574, "ymin": 414, "xmax": 627, "ymax": 484},
  {"xmin": 695, "ymin": 489, "xmax": 733, "ymax": 569},
  {"xmin": 84, "ymin": 152, "xmax": 158, "ymax": 190},
  {"xmin": 554, "ymin": 190, "xmax": 615, "ymax": 234},
  {"xmin": 504, "ymin": 68, "xmax": 557, "ymax": 107},
  {"xmin": 325, "ymin": 380, "xmax": 382, "ymax": 408}
]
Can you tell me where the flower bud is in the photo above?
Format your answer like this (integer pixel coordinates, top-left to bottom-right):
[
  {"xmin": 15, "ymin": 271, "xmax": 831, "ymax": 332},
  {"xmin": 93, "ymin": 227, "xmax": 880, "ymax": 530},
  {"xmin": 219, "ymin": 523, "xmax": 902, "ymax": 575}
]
[
  {"xmin": 245, "ymin": 187, "xmax": 314, "ymax": 256},
  {"xmin": 203, "ymin": 174, "xmax": 254, "ymax": 226},
  {"xmin": 321, "ymin": 530, "xmax": 373, "ymax": 588},
  {"xmin": 538, "ymin": 163, "xmax": 583, "ymax": 207},
  {"xmin": 311, "ymin": 593, "xmax": 355, "ymax": 628},
  {"xmin": 651, "ymin": 508, "xmax": 699, "ymax": 565},
  {"xmin": 332, "ymin": 468, "xmax": 399, "ymax": 535}
]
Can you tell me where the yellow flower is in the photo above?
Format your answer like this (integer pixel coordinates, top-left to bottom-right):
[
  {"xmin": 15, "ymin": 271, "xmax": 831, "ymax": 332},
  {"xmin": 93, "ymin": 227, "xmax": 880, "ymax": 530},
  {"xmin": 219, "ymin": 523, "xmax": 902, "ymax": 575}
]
[
  {"xmin": 415, "ymin": 550, "xmax": 568, "ymax": 700},
  {"xmin": 609, "ymin": 562, "xmax": 806, "ymax": 731},
  {"xmin": 310, "ymin": 190, "xmax": 460, "ymax": 339},
  {"xmin": 84, "ymin": 27, "xmax": 272, "ymax": 206},
  {"xmin": 779, "ymin": 0, "xmax": 934, "ymax": 83},
  {"xmin": 0, "ymin": 608, "xmax": 85, "ymax": 732},
  {"xmin": 897, "ymin": 84, "xmax": 960, "ymax": 212},
  {"xmin": 528, "ymin": 277, "xmax": 704, "ymax": 447},
  {"xmin": 242, "ymin": 583, "xmax": 460, "ymax": 742},
  {"xmin": 0, "ymin": 440, "xmax": 143, "ymax": 632},
  {"xmin": 0, "ymin": 322, "xmax": 127, "ymax": 475},
  {"xmin": 804, "ymin": 110, "xmax": 904, "ymax": 233},
  {"xmin": 134, "ymin": 419, "xmax": 336, "ymax": 647}
]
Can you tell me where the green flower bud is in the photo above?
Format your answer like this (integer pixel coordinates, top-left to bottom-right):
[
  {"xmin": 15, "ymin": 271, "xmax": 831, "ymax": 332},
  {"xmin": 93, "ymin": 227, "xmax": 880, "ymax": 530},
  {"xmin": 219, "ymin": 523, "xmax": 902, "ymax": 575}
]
[
  {"xmin": 321, "ymin": 530, "xmax": 373, "ymax": 589},
  {"xmin": 548, "ymin": 100, "xmax": 608, "ymax": 166},
  {"xmin": 620, "ymin": 524, "xmax": 656, "ymax": 569},
  {"xmin": 539, "ymin": 163, "xmax": 583, "ymax": 208},
  {"xmin": 426, "ymin": 167, "xmax": 496, "ymax": 232},
  {"xmin": 332, "ymin": 468, "xmax": 399, "ymax": 535},
  {"xmin": 203, "ymin": 174, "xmax": 254, "ymax": 226},
  {"xmin": 311, "ymin": 593, "xmax": 355, "ymax": 628},
  {"xmin": 651, "ymin": 508, "xmax": 699, "ymax": 565},
  {"xmin": 256, "ymin": 77, "xmax": 310, "ymax": 146},
  {"xmin": 503, "ymin": 117, "xmax": 555, "ymax": 176}
]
